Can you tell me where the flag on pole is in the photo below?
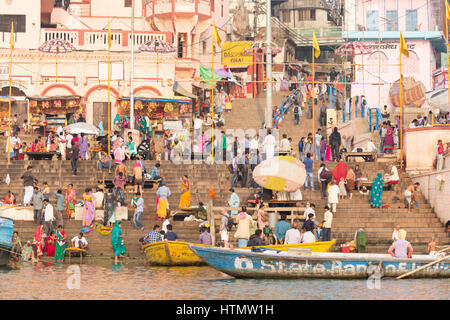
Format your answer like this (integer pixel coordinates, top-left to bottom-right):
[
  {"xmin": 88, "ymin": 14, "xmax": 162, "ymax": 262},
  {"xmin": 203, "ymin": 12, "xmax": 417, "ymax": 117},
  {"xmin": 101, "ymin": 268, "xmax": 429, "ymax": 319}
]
[
  {"xmin": 212, "ymin": 23, "xmax": 222, "ymax": 48},
  {"xmin": 399, "ymin": 32, "xmax": 409, "ymax": 58},
  {"xmin": 313, "ymin": 32, "xmax": 320, "ymax": 59},
  {"xmin": 108, "ymin": 22, "xmax": 112, "ymax": 48},
  {"xmin": 9, "ymin": 22, "xmax": 14, "ymax": 50},
  {"xmin": 446, "ymin": 0, "xmax": 450, "ymax": 20}
]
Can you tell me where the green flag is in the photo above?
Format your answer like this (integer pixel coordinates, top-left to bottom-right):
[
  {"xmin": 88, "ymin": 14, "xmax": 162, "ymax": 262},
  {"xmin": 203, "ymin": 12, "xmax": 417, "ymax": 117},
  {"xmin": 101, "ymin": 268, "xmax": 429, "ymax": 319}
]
[{"xmin": 200, "ymin": 66, "xmax": 222, "ymax": 85}]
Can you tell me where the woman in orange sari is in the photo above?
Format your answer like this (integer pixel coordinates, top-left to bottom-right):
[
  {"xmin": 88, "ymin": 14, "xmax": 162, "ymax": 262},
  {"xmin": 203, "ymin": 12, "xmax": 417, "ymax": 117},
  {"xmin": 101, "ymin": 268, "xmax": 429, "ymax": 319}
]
[
  {"xmin": 179, "ymin": 175, "xmax": 191, "ymax": 208},
  {"xmin": 65, "ymin": 184, "xmax": 76, "ymax": 220}
]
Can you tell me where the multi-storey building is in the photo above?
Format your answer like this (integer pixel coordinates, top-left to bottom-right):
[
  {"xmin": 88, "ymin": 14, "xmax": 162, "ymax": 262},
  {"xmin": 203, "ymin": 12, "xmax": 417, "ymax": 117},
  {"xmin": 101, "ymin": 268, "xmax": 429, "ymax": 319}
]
[{"xmin": 0, "ymin": 0, "xmax": 228, "ymax": 126}]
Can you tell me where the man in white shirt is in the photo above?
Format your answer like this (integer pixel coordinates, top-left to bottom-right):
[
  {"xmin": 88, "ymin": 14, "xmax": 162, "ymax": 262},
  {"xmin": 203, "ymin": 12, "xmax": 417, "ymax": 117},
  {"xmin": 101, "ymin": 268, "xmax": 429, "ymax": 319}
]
[
  {"xmin": 365, "ymin": 139, "xmax": 378, "ymax": 153},
  {"xmin": 263, "ymin": 129, "xmax": 276, "ymax": 159},
  {"xmin": 301, "ymin": 229, "xmax": 316, "ymax": 243},
  {"xmin": 327, "ymin": 180, "xmax": 340, "ymax": 213},
  {"xmin": 285, "ymin": 220, "xmax": 302, "ymax": 244},
  {"xmin": 322, "ymin": 205, "xmax": 333, "ymax": 241},
  {"xmin": 72, "ymin": 232, "xmax": 88, "ymax": 249},
  {"xmin": 279, "ymin": 133, "xmax": 291, "ymax": 154},
  {"xmin": 250, "ymin": 134, "xmax": 259, "ymax": 156},
  {"xmin": 43, "ymin": 199, "xmax": 54, "ymax": 236},
  {"xmin": 162, "ymin": 215, "xmax": 174, "ymax": 233},
  {"xmin": 11, "ymin": 132, "xmax": 21, "ymax": 160},
  {"xmin": 66, "ymin": 132, "xmax": 73, "ymax": 150},
  {"xmin": 193, "ymin": 115, "xmax": 203, "ymax": 138},
  {"xmin": 303, "ymin": 203, "xmax": 316, "ymax": 219}
]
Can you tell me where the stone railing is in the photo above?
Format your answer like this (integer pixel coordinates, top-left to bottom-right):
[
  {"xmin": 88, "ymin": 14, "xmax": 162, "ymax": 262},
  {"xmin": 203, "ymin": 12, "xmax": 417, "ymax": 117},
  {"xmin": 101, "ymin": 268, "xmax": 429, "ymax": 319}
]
[
  {"xmin": 146, "ymin": 0, "xmax": 210, "ymax": 16},
  {"xmin": 41, "ymin": 28, "xmax": 171, "ymax": 51}
]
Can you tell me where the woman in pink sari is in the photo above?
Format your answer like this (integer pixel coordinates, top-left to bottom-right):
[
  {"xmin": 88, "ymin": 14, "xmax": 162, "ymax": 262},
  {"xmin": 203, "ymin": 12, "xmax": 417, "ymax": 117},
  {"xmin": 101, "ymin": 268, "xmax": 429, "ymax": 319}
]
[
  {"xmin": 33, "ymin": 225, "xmax": 44, "ymax": 260},
  {"xmin": 113, "ymin": 137, "xmax": 125, "ymax": 165},
  {"xmin": 325, "ymin": 142, "xmax": 332, "ymax": 162},
  {"xmin": 82, "ymin": 188, "xmax": 96, "ymax": 227}
]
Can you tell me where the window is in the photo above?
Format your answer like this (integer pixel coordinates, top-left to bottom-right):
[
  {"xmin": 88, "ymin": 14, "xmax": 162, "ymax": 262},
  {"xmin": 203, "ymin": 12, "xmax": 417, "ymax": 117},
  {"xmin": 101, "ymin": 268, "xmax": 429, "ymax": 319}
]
[
  {"xmin": 385, "ymin": 10, "xmax": 398, "ymax": 31},
  {"xmin": 177, "ymin": 33, "xmax": 187, "ymax": 58},
  {"xmin": 124, "ymin": 0, "xmax": 132, "ymax": 7},
  {"xmin": 366, "ymin": 10, "xmax": 378, "ymax": 31},
  {"xmin": 282, "ymin": 10, "xmax": 291, "ymax": 23},
  {"xmin": 202, "ymin": 41, "xmax": 207, "ymax": 55},
  {"xmin": 298, "ymin": 9, "xmax": 316, "ymax": 21},
  {"xmin": 405, "ymin": 10, "xmax": 418, "ymax": 31},
  {"xmin": 221, "ymin": 3, "xmax": 224, "ymax": 17},
  {"xmin": 0, "ymin": 15, "xmax": 26, "ymax": 33}
]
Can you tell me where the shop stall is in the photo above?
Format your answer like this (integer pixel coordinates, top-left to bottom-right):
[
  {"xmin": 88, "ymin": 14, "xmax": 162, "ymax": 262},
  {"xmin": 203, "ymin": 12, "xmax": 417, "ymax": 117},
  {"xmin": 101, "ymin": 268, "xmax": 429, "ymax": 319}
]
[
  {"xmin": 118, "ymin": 96, "xmax": 193, "ymax": 134},
  {"xmin": 0, "ymin": 96, "xmax": 15, "ymax": 134},
  {"xmin": 27, "ymin": 95, "xmax": 83, "ymax": 135}
]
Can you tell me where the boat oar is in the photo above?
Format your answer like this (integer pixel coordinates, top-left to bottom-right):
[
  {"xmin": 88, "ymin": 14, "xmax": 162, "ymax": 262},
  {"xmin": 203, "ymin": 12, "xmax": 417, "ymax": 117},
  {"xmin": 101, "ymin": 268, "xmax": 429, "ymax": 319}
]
[
  {"xmin": 437, "ymin": 246, "xmax": 450, "ymax": 254},
  {"xmin": 396, "ymin": 255, "xmax": 449, "ymax": 280}
]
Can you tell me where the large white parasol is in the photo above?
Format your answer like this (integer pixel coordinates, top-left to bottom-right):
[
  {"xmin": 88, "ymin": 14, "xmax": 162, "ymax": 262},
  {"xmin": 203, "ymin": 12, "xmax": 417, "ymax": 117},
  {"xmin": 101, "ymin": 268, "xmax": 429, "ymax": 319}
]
[
  {"xmin": 64, "ymin": 123, "xmax": 99, "ymax": 135},
  {"xmin": 252, "ymin": 156, "xmax": 306, "ymax": 192}
]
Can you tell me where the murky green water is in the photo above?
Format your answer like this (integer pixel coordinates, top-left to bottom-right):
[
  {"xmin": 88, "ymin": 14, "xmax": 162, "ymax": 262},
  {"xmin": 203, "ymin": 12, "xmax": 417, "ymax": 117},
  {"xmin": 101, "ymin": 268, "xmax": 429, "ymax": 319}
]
[{"xmin": 0, "ymin": 260, "xmax": 448, "ymax": 300}]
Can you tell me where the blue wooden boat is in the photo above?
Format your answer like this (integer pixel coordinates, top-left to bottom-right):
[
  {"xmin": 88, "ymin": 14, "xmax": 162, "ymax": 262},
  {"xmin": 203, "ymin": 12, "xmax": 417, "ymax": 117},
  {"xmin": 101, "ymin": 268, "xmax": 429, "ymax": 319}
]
[
  {"xmin": 0, "ymin": 217, "xmax": 13, "ymax": 266},
  {"xmin": 189, "ymin": 245, "xmax": 450, "ymax": 279}
]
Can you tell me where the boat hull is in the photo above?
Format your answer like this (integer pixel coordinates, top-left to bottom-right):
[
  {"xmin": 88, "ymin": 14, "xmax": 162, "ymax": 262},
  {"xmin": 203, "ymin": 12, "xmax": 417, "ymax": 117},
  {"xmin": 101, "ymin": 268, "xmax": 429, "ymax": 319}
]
[
  {"xmin": 189, "ymin": 245, "xmax": 450, "ymax": 279},
  {"xmin": 143, "ymin": 241, "xmax": 208, "ymax": 266},
  {"xmin": 0, "ymin": 217, "xmax": 13, "ymax": 267},
  {"xmin": 143, "ymin": 240, "xmax": 336, "ymax": 266},
  {"xmin": 0, "ymin": 244, "xmax": 12, "ymax": 267}
]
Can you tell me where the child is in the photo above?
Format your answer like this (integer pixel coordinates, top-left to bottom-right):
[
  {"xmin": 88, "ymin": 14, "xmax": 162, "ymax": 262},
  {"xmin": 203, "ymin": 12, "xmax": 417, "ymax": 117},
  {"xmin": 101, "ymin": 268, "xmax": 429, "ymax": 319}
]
[
  {"xmin": 42, "ymin": 182, "xmax": 50, "ymax": 201},
  {"xmin": 325, "ymin": 142, "xmax": 332, "ymax": 162},
  {"xmin": 359, "ymin": 186, "xmax": 369, "ymax": 196},
  {"xmin": 338, "ymin": 177, "xmax": 347, "ymax": 199},
  {"xmin": 19, "ymin": 142, "xmax": 26, "ymax": 160}
]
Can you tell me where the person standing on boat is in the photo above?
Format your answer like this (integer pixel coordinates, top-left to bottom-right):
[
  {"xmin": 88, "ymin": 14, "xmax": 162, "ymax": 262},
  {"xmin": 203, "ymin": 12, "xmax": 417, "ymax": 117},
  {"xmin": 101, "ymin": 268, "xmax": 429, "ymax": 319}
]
[
  {"xmin": 388, "ymin": 236, "xmax": 413, "ymax": 259},
  {"xmin": 275, "ymin": 214, "xmax": 290, "ymax": 244},
  {"xmin": 285, "ymin": 220, "xmax": 302, "ymax": 244},
  {"xmin": 234, "ymin": 207, "xmax": 254, "ymax": 247},
  {"xmin": 322, "ymin": 206, "xmax": 333, "ymax": 242}
]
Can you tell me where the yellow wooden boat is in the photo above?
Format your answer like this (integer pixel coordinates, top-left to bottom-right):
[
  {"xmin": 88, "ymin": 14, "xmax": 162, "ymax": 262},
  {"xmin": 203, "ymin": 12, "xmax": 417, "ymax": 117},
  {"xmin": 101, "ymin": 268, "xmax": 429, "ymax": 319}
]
[{"xmin": 143, "ymin": 240, "xmax": 336, "ymax": 266}]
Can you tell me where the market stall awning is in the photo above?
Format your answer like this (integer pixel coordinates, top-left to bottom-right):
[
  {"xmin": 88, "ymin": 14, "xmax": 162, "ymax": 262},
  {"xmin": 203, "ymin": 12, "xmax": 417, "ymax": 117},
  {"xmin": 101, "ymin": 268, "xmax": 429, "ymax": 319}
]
[
  {"xmin": 121, "ymin": 96, "xmax": 191, "ymax": 104},
  {"xmin": 0, "ymin": 96, "xmax": 15, "ymax": 103},
  {"xmin": 173, "ymin": 81, "xmax": 197, "ymax": 99},
  {"xmin": 27, "ymin": 95, "xmax": 82, "ymax": 101},
  {"xmin": 193, "ymin": 81, "xmax": 214, "ymax": 90}
]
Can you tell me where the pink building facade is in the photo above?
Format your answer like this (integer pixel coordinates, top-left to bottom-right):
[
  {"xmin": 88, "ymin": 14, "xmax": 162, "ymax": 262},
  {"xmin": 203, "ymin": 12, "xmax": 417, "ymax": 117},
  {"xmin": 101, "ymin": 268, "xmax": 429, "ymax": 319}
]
[
  {"xmin": 0, "ymin": 0, "xmax": 228, "ymax": 126},
  {"xmin": 343, "ymin": 0, "xmax": 446, "ymax": 110}
]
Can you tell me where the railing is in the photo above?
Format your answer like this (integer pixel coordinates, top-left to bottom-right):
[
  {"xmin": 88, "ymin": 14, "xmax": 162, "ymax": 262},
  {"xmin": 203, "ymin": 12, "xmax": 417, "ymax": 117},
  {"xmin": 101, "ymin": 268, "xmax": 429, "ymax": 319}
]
[
  {"xmin": 146, "ymin": 0, "xmax": 210, "ymax": 16},
  {"xmin": 41, "ymin": 29, "xmax": 170, "ymax": 51},
  {"xmin": 367, "ymin": 107, "xmax": 384, "ymax": 132},
  {"xmin": 342, "ymin": 96, "xmax": 368, "ymax": 124},
  {"xmin": 296, "ymin": 27, "xmax": 343, "ymax": 38}
]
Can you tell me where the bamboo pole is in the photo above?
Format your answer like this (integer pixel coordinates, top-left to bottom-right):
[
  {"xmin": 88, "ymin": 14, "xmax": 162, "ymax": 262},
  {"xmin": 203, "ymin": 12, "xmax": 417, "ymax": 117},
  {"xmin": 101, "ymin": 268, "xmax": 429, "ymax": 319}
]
[
  {"xmin": 396, "ymin": 255, "xmax": 449, "ymax": 280},
  {"xmin": 446, "ymin": 13, "xmax": 450, "ymax": 126},
  {"xmin": 399, "ymin": 52, "xmax": 403, "ymax": 169},
  {"xmin": 108, "ymin": 21, "xmax": 111, "ymax": 156},
  {"xmin": 312, "ymin": 46, "xmax": 315, "ymax": 167},
  {"xmin": 211, "ymin": 36, "xmax": 215, "ymax": 162},
  {"xmin": 7, "ymin": 27, "xmax": 12, "ymax": 164},
  {"xmin": 208, "ymin": 197, "xmax": 215, "ymax": 246}
]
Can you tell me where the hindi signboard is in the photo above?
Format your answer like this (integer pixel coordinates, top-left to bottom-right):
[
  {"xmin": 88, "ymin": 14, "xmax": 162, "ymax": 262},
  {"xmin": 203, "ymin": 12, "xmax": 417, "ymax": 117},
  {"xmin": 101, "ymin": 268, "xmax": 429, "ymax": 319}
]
[{"xmin": 222, "ymin": 41, "xmax": 253, "ymax": 67}]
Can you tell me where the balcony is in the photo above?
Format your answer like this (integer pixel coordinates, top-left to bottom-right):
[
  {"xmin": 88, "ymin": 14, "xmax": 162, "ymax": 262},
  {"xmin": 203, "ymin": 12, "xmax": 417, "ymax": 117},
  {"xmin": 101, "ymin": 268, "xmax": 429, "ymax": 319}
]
[
  {"xmin": 145, "ymin": 0, "xmax": 210, "ymax": 17},
  {"xmin": 41, "ymin": 29, "xmax": 172, "ymax": 52}
]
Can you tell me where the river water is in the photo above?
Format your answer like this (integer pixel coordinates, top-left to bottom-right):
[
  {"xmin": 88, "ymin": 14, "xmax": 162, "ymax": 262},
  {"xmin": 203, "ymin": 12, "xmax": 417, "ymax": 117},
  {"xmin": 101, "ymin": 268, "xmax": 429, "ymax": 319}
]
[{"xmin": 0, "ymin": 260, "xmax": 448, "ymax": 300}]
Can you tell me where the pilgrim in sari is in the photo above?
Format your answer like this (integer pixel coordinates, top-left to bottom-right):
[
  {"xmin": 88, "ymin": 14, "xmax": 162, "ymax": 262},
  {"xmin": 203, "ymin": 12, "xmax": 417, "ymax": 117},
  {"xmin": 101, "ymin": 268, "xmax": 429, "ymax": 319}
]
[
  {"xmin": 54, "ymin": 226, "xmax": 66, "ymax": 262},
  {"xmin": 332, "ymin": 160, "xmax": 348, "ymax": 183},
  {"xmin": 111, "ymin": 222, "xmax": 125, "ymax": 264},
  {"xmin": 384, "ymin": 127, "xmax": 395, "ymax": 154},
  {"xmin": 82, "ymin": 188, "xmax": 96, "ymax": 227},
  {"xmin": 370, "ymin": 173, "xmax": 384, "ymax": 208},
  {"xmin": 43, "ymin": 232, "xmax": 56, "ymax": 257},
  {"xmin": 156, "ymin": 183, "xmax": 171, "ymax": 220},
  {"xmin": 79, "ymin": 133, "xmax": 89, "ymax": 160},
  {"xmin": 325, "ymin": 143, "xmax": 332, "ymax": 162},
  {"xmin": 346, "ymin": 168, "xmax": 356, "ymax": 199},
  {"xmin": 179, "ymin": 175, "xmax": 191, "ymax": 208},
  {"xmin": 113, "ymin": 137, "xmax": 125, "ymax": 164},
  {"xmin": 65, "ymin": 185, "xmax": 76, "ymax": 220},
  {"xmin": 33, "ymin": 225, "xmax": 44, "ymax": 259}
]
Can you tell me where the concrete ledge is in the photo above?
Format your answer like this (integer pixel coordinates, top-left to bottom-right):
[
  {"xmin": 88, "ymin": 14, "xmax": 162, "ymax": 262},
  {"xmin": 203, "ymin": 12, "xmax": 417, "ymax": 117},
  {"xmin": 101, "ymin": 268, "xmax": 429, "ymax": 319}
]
[{"xmin": 0, "ymin": 206, "xmax": 34, "ymax": 221}]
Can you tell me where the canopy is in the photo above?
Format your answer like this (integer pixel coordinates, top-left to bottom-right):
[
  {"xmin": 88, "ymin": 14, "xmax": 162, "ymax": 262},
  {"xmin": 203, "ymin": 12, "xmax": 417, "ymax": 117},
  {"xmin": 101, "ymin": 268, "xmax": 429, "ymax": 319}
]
[
  {"xmin": 173, "ymin": 81, "xmax": 197, "ymax": 99},
  {"xmin": 200, "ymin": 66, "xmax": 223, "ymax": 85},
  {"xmin": 121, "ymin": 96, "xmax": 190, "ymax": 104},
  {"xmin": 64, "ymin": 123, "xmax": 99, "ymax": 135},
  {"xmin": 252, "ymin": 156, "xmax": 306, "ymax": 192},
  {"xmin": 27, "ymin": 95, "xmax": 81, "ymax": 101},
  {"xmin": 0, "ymin": 96, "xmax": 15, "ymax": 103}
]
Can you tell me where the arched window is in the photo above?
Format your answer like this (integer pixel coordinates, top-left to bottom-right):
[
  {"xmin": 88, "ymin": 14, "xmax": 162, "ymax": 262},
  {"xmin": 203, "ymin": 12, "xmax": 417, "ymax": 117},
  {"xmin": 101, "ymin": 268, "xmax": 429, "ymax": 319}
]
[{"xmin": 368, "ymin": 51, "xmax": 389, "ymax": 74}]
